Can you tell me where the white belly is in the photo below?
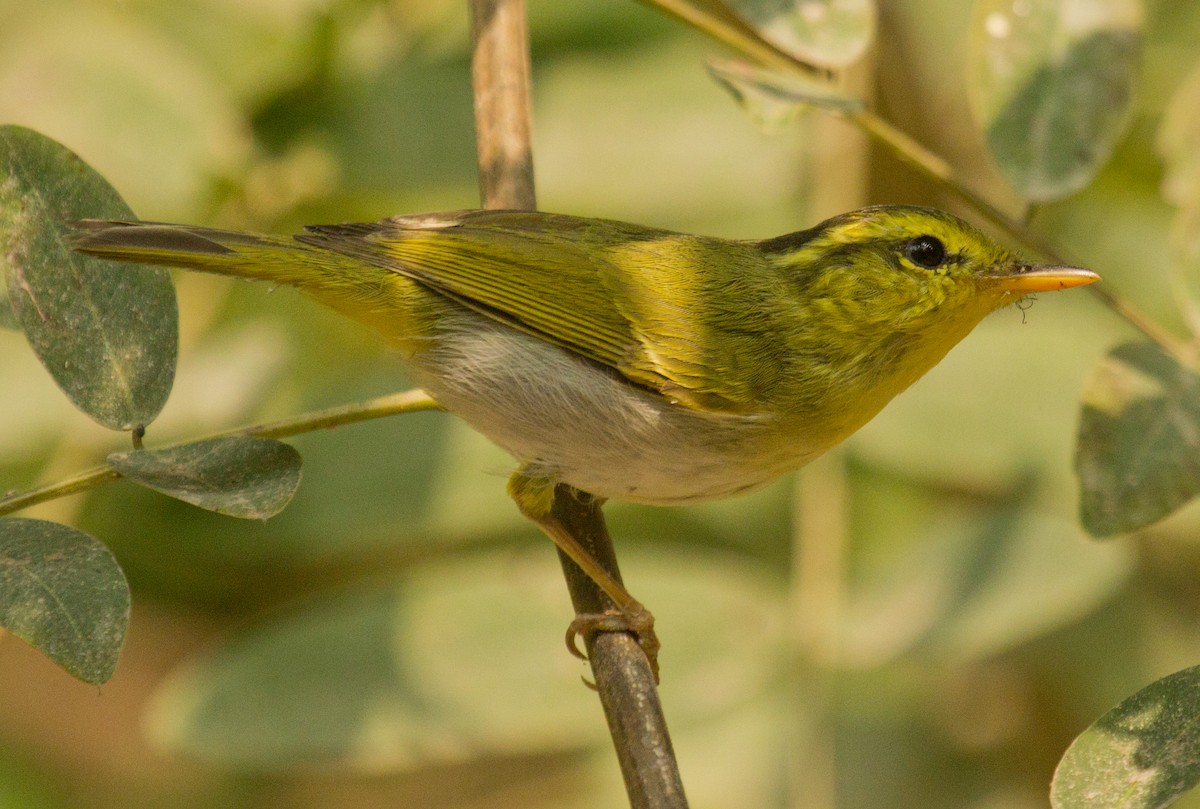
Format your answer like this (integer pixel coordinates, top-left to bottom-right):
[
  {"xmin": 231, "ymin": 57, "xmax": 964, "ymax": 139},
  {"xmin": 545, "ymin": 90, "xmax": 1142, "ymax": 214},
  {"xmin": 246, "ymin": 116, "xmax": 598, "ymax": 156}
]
[{"xmin": 404, "ymin": 314, "xmax": 821, "ymax": 504}]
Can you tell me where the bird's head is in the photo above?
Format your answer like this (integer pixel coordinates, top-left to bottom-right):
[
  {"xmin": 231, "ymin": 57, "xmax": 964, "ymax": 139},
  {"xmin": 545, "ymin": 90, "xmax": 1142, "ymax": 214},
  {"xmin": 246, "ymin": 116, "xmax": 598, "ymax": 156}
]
[
  {"xmin": 756, "ymin": 205, "xmax": 1099, "ymax": 421},
  {"xmin": 761, "ymin": 204, "xmax": 1098, "ymax": 331}
]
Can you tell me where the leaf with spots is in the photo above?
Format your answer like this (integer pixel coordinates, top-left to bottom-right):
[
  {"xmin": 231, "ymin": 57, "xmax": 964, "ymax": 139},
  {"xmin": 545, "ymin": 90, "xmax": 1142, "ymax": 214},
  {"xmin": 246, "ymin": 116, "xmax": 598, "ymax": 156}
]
[
  {"xmin": 109, "ymin": 436, "xmax": 302, "ymax": 520},
  {"xmin": 1051, "ymin": 664, "xmax": 1200, "ymax": 809},
  {"xmin": 1076, "ymin": 342, "xmax": 1200, "ymax": 536},
  {"xmin": 0, "ymin": 518, "xmax": 129, "ymax": 684},
  {"xmin": 967, "ymin": 0, "xmax": 1141, "ymax": 201},
  {"xmin": 0, "ymin": 125, "xmax": 177, "ymax": 430}
]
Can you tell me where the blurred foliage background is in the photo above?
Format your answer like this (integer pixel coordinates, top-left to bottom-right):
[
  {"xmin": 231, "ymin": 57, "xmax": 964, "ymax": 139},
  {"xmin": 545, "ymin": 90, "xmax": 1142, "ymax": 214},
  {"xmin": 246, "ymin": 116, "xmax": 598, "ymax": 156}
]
[{"xmin": 2, "ymin": 0, "xmax": 1200, "ymax": 807}]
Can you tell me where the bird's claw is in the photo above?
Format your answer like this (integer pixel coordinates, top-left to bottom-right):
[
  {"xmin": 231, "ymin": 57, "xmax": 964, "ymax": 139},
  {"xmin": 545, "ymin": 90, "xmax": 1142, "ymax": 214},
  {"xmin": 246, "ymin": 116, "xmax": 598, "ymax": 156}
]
[{"xmin": 564, "ymin": 608, "xmax": 660, "ymax": 683}]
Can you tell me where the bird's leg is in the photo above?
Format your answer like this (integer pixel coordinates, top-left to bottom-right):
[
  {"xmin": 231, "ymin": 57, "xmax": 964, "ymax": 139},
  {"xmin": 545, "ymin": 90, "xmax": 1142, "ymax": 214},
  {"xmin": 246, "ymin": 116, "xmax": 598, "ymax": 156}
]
[{"xmin": 508, "ymin": 470, "xmax": 660, "ymax": 679}]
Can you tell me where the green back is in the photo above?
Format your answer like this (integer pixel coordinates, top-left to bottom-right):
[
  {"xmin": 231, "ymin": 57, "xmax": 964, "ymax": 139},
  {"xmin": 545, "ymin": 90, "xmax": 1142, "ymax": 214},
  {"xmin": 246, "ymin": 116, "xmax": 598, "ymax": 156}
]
[{"xmin": 297, "ymin": 211, "xmax": 790, "ymax": 414}]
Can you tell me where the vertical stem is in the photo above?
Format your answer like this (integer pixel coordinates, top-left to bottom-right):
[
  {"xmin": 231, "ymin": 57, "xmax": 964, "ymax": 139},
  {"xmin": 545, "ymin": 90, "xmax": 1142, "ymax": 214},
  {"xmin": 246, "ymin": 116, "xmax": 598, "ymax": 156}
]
[
  {"xmin": 466, "ymin": 3, "xmax": 688, "ymax": 806},
  {"xmin": 550, "ymin": 487, "xmax": 688, "ymax": 809},
  {"xmin": 468, "ymin": 0, "xmax": 537, "ymax": 211},
  {"xmin": 782, "ymin": 54, "xmax": 869, "ymax": 807},
  {"xmin": 788, "ymin": 452, "xmax": 848, "ymax": 809}
]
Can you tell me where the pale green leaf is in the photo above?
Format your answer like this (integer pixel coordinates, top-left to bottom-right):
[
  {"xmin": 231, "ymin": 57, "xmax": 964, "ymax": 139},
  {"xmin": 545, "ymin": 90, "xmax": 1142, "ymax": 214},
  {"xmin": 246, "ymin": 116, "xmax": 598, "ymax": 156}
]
[
  {"xmin": 707, "ymin": 57, "xmax": 861, "ymax": 132},
  {"xmin": 1052, "ymin": 665, "xmax": 1200, "ymax": 809},
  {"xmin": 0, "ymin": 517, "xmax": 129, "ymax": 684},
  {"xmin": 0, "ymin": 125, "xmax": 178, "ymax": 430},
  {"xmin": 732, "ymin": 0, "xmax": 875, "ymax": 68},
  {"xmin": 1076, "ymin": 342, "xmax": 1200, "ymax": 536},
  {"xmin": 0, "ymin": 3, "xmax": 249, "ymax": 220},
  {"xmin": 917, "ymin": 511, "xmax": 1130, "ymax": 660},
  {"xmin": 837, "ymin": 500, "xmax": 1130, "ymax": 667},
  {"xmin": 144, "ymin": 548, "xmax": 784, "ymax": 769},
  {"xmin": 1157, "ymin": 60, "xmax": 1200, "ymax": 332},
  {"xmin": 108, "ymin": 436, "xmax": 302, "ymax": 520},
  {"xmin": 967, "ymin": 0, "xmax": 1141, "ymax": 201}
]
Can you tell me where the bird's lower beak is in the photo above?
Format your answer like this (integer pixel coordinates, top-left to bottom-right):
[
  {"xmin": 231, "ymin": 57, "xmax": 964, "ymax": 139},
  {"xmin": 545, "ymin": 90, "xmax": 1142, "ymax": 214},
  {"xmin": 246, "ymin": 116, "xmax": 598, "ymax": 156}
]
[{"xmin": 987, "ymin": 265, "xmax": 1100, "ymax": 293}]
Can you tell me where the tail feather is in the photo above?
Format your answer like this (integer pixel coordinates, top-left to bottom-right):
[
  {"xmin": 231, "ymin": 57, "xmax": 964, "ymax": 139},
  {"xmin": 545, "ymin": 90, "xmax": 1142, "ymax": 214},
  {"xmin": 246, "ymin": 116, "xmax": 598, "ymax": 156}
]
[
  {"xmin": 69, "ymin": 220, "xmax": 317, "ymax": 284},
  {"xmin": 68, "ymin": 220, "xmax": 424, "ymax": 343}
]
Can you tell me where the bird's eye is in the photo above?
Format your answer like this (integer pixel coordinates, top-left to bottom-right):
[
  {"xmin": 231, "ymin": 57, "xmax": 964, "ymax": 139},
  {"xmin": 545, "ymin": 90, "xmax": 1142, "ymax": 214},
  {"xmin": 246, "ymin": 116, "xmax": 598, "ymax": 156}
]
[{"xmin": 905, "ymin": 235, "xmax": 947, "ymax": 269}]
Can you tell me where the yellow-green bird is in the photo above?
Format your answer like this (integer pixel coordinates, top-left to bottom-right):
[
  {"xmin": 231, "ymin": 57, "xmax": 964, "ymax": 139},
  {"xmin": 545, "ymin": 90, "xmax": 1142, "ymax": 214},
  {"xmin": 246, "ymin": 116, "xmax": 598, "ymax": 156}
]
[{"xmin": 71, "ymin": 205, "xmax": 1097, "ymax": 659}]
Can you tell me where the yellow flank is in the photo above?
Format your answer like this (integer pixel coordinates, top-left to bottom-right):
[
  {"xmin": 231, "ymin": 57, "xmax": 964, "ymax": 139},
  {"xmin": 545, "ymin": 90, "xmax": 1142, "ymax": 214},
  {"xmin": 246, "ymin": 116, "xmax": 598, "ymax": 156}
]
[{"xmin": 70, "ymin": 205, "xmax": 1097, "ymax": 504}]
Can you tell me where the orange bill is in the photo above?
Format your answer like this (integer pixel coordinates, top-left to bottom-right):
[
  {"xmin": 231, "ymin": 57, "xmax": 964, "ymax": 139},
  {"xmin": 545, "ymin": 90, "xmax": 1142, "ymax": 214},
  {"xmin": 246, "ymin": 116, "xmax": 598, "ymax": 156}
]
[{"xmin": 989, "ymin": 265, "xmax": 1100, "ymax": 293}]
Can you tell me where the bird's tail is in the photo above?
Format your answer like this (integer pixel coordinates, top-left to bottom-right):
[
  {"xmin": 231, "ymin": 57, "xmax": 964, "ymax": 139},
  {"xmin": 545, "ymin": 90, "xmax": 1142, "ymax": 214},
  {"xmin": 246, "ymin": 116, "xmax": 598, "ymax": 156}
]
[
  {"xmin": 70, "ymin": 219, "xmax": 437, "ymax": 349},
  {"xmin": 69, "ymin": 220, "xmax": 346, "ymax": 288}
]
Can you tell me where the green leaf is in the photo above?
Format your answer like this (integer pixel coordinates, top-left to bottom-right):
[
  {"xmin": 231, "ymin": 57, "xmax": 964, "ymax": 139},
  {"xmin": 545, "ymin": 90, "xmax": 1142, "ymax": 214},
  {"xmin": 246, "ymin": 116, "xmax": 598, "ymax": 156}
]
[
  {"xmin": 707, "ymin": 58, "xmax": 862, "ymax": 132},
  {"xmin": 0, "ymin": 124, "xmax": 178, "ymax": 430},
  {"xmin": 1157, "ymin": 60, "xmax": 1200, "ymax": 331},
  {"xmin": 108, "ymin": 436, "xmax": 302, "ymax": 520},
  {"xmin": 837, "ymin": 493, "xmax": 1131, "ymax": 666},
  {"xmin": 967, "ymin": 0, "xmax": 1141, "ymax": 201},
  {"xmin": 144, "ymin": 548, "xmax": 784, "ymax": 769},
  {"xmin": 0, "ymin": 4, "xmax": 251, "ymax": 221},
  {"xmin": 731, "ymin": 0, "xmax": 876, "ymax": 68},
  {"xmin": 0, "ymin": 518, "xmax": 129, "ymax": 684},
  {"xmin": 1052, "ymin": 665, "xmax": 1200, "ymax": 809},
  {"xmin": 1076, "ymin": 342, "xmax": 1200, "ymax": 536},
  {"xmin": 917, "ymin": 511, "xmax": 1130, "ymax": 660}
]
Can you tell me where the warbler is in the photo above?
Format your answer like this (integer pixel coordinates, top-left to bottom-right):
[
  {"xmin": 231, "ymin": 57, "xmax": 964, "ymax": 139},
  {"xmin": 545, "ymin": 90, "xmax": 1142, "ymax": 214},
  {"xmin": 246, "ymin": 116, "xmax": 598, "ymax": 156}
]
[{"xmin": 71, "ymin": 205, "xmax": 1097, "ymax": 661}]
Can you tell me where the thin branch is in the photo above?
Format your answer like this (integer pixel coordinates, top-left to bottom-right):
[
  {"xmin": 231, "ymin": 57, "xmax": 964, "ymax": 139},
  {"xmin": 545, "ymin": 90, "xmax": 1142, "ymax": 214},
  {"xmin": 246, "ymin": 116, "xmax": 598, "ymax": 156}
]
[
  {"xmin": 0, "ymin": 467, "xmax": 122, "ymax": 517},
  {"xmin": 0, "ymin": 389, "xmax": 439, "ymax": 517},
  {"xmin": 549, "ymin": 486, "xmax": 688, "ymax": 809},
  {"xmin": 469, "ymin": 0, "xmax": 537, "ymax": 210},
  {"xmin": 467, "ymin": 2, "xmax": 688, "ymax": 807},
  {"xmin": 634, "ymin": 0, "xmax": 821, "ymax": 78},
  {"xmin": 239, "ymin": 388, "xmax": 437, "ymax": 439}
]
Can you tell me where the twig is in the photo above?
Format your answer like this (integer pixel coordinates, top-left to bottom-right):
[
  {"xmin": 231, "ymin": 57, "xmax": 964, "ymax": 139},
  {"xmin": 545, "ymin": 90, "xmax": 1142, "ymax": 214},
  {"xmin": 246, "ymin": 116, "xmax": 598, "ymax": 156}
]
[
  {"xmin": 467, "ymin": 2, "xmax": 688, "ymax": 807},
  {"xmin": 549, "ymin": 486, "xmax": 687, "ymax": 809},
  {"xmin": 0, "ymin": 389, "xmax": 438, "ymax": 517},
  {"xmin": 634, "ymin": 0, "xmax": 821, "ymax": 78}
]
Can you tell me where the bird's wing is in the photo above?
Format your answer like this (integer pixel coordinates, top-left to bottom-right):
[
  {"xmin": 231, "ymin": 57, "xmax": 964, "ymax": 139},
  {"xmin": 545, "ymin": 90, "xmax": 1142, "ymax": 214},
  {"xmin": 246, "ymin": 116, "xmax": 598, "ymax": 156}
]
[{"xmin": 296, "ymin": 210, "xmax": 773, "ymax": 414}]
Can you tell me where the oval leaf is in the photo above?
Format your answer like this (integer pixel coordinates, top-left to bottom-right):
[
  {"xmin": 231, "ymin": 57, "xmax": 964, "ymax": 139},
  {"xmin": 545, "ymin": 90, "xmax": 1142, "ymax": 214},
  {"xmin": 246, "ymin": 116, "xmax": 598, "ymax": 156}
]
[
  {"xmin": 838, "ymin": 498, "xmax": 1130, "ymax": 667},
  {"xmin": 732, "ymin": 0, "xmax": 876, "ymax": 69},
  {"xmin": 108, "ymin": 436, "xmax": 302, "ymax": 520},
  {"xmin": 144, "ymin": 549, "xmax": 782, "ymax": 769},
  {"xmin": 0, "ymin": 517, "xmax": 130, "ymax": 684},
  {"xmin": 1052, "ymin": 665, "xmax": 1200, "ymax": 809},
  {"xmin": 967, "ymin": 0, "xmax": 1141, "ymax": 201},
  {"xmin": 0, "ymin": 124, "xmax": 178, "ymax": 429},
  {"xmin": 1076, "ymin": 342, "xmax": 1200, "ymax": 536},
  {"xmin": 707, "ymin": 58, "xmax": 862, "ymax": 131}
]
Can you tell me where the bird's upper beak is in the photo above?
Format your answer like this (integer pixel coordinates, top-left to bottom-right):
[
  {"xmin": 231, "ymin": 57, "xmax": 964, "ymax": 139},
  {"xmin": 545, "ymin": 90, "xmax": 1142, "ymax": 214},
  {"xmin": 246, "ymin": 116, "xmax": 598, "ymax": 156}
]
[{"xmin": 986, "ymin": 264, "xmax": 1100, "ymax": 293}]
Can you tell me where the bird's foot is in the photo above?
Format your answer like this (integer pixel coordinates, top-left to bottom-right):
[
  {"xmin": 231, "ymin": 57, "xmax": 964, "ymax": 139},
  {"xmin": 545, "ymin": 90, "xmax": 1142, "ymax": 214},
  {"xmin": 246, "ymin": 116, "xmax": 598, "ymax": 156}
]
[{"xmin": 565, "ymin": 606, "xmax": 660, "ymax": 683}]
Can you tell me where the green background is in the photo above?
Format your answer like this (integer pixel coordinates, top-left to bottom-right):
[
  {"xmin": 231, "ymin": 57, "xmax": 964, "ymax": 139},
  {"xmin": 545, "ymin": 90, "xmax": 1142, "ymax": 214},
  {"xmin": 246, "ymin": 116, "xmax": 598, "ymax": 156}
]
[{"xmin": 1, "ymin": 1, "xmax": 1198, "ymax": 807}]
